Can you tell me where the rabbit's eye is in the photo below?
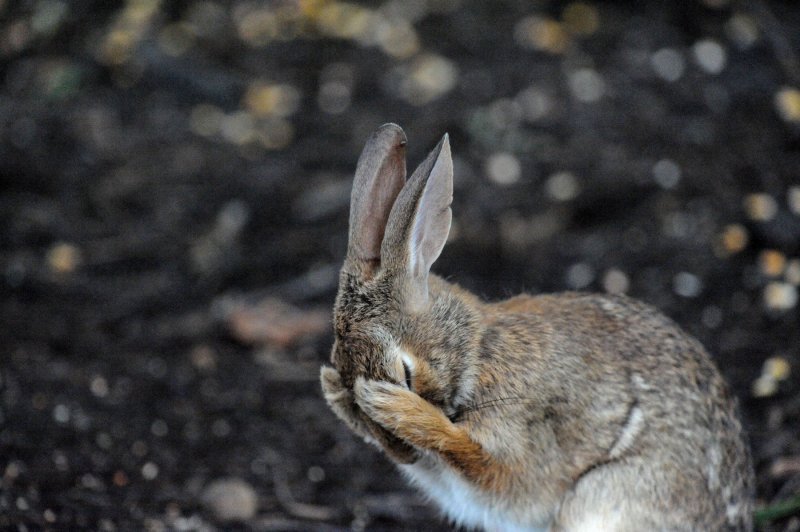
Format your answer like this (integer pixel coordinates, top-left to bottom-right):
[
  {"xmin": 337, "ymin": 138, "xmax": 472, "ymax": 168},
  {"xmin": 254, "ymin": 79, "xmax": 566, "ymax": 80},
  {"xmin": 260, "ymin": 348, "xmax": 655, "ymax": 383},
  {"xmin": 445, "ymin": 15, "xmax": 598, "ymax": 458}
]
[{"xmin": 402, "ymin": 360, "xmax": 413, "ymax": 390}]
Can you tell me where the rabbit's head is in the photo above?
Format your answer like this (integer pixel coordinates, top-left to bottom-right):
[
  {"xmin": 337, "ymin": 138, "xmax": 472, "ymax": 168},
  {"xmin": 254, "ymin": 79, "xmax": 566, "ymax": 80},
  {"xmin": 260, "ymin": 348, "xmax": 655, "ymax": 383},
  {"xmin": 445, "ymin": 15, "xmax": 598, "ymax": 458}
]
[{"xmin": 329, "ymin": 124, "xmax": 476, "ymax": 432}]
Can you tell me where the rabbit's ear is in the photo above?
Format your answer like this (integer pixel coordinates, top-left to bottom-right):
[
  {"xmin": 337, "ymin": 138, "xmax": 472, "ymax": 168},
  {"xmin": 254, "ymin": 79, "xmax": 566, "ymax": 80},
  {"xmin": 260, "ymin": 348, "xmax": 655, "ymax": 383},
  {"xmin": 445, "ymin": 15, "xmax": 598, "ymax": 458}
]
[
  {"xmin": 382, "ymin": 134, "xmax": 453, "ymax": 309},
  {"xmin": 346, "ymin": 123, "xmax": 407, "ymax": 275}
]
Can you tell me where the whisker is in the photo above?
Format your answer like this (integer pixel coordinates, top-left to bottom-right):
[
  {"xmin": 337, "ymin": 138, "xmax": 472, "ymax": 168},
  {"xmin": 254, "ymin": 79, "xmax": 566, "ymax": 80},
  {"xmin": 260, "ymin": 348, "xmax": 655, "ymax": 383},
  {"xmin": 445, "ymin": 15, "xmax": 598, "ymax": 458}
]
[{"xmin": 453, "ymin": 396, "xmax": 537, "ymax": 422}]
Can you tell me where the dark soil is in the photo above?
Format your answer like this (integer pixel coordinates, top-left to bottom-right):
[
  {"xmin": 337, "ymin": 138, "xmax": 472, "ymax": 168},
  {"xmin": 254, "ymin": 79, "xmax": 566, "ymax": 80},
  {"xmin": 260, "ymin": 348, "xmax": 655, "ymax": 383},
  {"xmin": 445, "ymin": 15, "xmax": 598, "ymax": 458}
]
[{"xmin": 1, "ymin": 1, "xmax": 799, "ymax": 530}]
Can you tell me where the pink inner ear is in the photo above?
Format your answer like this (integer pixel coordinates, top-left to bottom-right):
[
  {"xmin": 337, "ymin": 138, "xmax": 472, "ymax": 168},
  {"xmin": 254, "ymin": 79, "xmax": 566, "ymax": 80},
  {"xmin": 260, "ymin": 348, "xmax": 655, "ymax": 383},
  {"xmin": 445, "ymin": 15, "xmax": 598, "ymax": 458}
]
[
  {"xmin": 408, "ymin": 137, "xmax": 453, "ymax": 279},
  {"xmin": 348, "ymin": 124, "xmax": 407, "ymax": 266}
]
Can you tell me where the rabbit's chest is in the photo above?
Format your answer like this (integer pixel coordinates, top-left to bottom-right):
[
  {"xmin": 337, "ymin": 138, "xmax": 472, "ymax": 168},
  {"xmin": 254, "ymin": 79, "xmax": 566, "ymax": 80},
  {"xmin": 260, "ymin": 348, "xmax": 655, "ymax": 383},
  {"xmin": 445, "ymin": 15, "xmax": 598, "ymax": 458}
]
[{"xmin": 398, "ymin": 460, "xmax": 548, "ymax": 532}]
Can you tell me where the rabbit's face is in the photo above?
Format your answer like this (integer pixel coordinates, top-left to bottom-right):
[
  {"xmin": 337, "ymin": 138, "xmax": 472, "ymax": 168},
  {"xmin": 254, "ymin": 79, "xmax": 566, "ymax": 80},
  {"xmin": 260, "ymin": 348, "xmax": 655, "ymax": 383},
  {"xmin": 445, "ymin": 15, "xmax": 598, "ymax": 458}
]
[
  {"xmin": 330, "ymin": 271, "xmax": 404, "ymax": 389},
  {"xmin": 331, "ymin": 271, "xmax": 473, "ymax": 422}
]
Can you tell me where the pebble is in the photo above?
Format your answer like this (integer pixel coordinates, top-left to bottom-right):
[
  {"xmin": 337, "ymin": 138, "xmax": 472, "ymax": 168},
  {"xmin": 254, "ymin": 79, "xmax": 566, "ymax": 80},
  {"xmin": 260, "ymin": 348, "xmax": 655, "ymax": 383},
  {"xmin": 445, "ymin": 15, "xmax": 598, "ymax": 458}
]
[
  {"xmin": 376, "ymin": 19, "xmax": 420, "ymax": 59},
  {"xmin": 602, "ymin": 268, "xmax": 629, "ymax": 294},
  {"xmin": 788, "ymin": 186, "xmax": 800, "ymax": 215},
  {"xmin": 763, "ymin": 281, "xmax": 798, "ymax": 311},
  {"xmin": 545, "ymin": 171, "xmax": 580, "ymax": 201},
  {"xmin": 567, "ymin": 68, "xmax": 605, "ymax": 103},
  {"xmin": 566, "ymin": 262, "xmax": 594, "ymax": 289},
  {"xmin": 725, "ymin": 13, "xmax": 759, "ymax": 49},
  {"xmin": 775, "ymin": 87, "xmax": 800, "ymax": 122},
  {"xmin": 202, "ymin": 478, "xmax": 258, "ymax": 522},
  {"xmin": 718, "ymin": 224, "xmax": 748, "ymax": 255},
  {"xmin": 514, "ymin": 16, "xmax": 569, "ymax": 54},
  {"xmin": 743, "ymin": 193, "xmax": 778, "ymax": 222},
  {"xmin": 189, "ymin": 104, "xmax": 224, "ymax": 137},
  {"xmin": 390, "ymin": 53, "xmax": 458, "ymax": 106},
  {"xmin": 759, "ymin": 249, "xmax": 786, "ymax": 278},
  {"xmin": 141, "ymin": 461, "xmax": 159, "ymax": 480},
  {"xmin": 486, "ymin": 152, "xmax": 521, "ymax": 186},
  {"xmin": 673, "ymin": 272, "xmax": 702, "ymax": 298},
  {"xmin": 46, "ymin": 242, "xmax": 81, "ymax": 274},
  {"xmin": 243, "ymin": 83, "xmax": 300, "ymax": 118},
  {"xmin": 692, "ymin": 39, "xmax": 727, "ymax": 74},
  {"xmin": 752, "ymin": 374, "xmax": 777, "ymax": 398},
  {"xmin": 562, "ymin": 2, "xmax": 600, "ymax": 36},
  {"xmin": 651, "ymin": 48, "xmax": 685, "ymax": 82},
  {"xmin": 785, "ymin": 259, "xmax": 800, "ymax": 285},
  {"xmin": 764, "ymin": 356, "xmax": 791, "ymax": 381},
  {"xmin": 652, "ymin": 158, "xmax": 681, "ymax": 189}
]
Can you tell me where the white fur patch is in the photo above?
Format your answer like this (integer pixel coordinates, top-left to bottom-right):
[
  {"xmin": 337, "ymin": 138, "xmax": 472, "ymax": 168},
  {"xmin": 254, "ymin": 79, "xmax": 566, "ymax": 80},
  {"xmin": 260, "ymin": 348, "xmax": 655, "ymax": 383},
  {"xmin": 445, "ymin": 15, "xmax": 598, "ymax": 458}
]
[
  {"xmin": 568, "ymin": 510, "xmax": 624, "ymax": 532},
  {"xmin": 609, "ymin": 405, "xmax": 644, "ymax": 459},
  {"xmin": 399, "ymin": 459, "xmax": 547, "ymax": 532}
]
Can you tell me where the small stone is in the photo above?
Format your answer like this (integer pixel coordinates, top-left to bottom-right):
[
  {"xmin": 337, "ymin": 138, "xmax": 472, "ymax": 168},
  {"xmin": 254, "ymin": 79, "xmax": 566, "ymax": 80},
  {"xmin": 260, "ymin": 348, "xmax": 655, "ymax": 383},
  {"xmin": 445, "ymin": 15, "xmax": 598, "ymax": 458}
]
[
  {"xmin": 141, "ymin": 461, "xmax": 159, "ymax": 480},
  {"xmin": 764, "ymin": 281, "xmax": 798, "ymax": 311},
  {"xmin": 514, "ymin": 16, "xmax": 569, "ymax": 54},
  {"xmin": 395, "ymin": 53, "xmax": 459, "ymax": 106},
  {"xmin": 545, "ymin": 171, "xmax": 580, "ymax": 201},
  {"xmin": 317, "ymin": 81, "xmax": 351, "ymax": 114},
  {"xmin": 376, "ymin": 19, "xmax": 420, "ymax": 59},
  {"xmin": 486, "ymin": 152, "xmax": 521, "ymax": 186},
  {"xmin": 652, "ymin": 159, "xmax": 681, "ymax": 189},
  {"xmin": 651, "ymin": 48, "xmax": 685, "ymax": 82},
  {"xmin": 567, "ymin": 68, "xmax": 604, "ymax": 103},
  {"xmin": 785, "ymin": 259, "xmax": 800, "ymax": 285},
  {"xmin": 189, "ymin": 104, "xmax": 224, "ymax": 137},
  {"xmin": 225, "ymin": 298, "xmax": 329, "ymax": 347},
  {"xmin": 243, "ymin": 83, "xmax": 300, "ymax": 118},
  {"xmin": 759, "ymin": 249, "xmax": 786, "ymax": 278},
  {"xmin": 220, "ymin": 111, "xmax": 256, "ymax": 145},
  {"xmin": 719, "ymin": 224, "xmax": 748, "ymax": 255},
  {"xmin": 562, "ymin": 2, "xmax": 600, "ymax": 36},
  {"xmin": 763, "ymin": 356, "xmax": 791, "ymax": 381},
  {"xmin": 775, "ymin": 87, "xmax": 800, "ymax": 122},
  {"xmin": 90, "ymin": 376, "xmax": 109, "ymax": 398},
  {"xmin": 725, "ymin": 14, "xmax": 759, "ymax": 49},
  {"xmin": 53, "ymin": 404, "xmax": 70, "ymax": 424},
  {"xmin": 602, "ymin": 269, "xmax": 629, "ymax": 295},
  {"xmin": 47, "ymin": 242, "xmax": 81, "ymax": 274},
  {"xmin": 692, "ymin": 39, "xmax": 727, "ymax": 74},
  {"xmin": 202, "ymin": 478, "xmax": 258, "ymax": 522},
  {"xmin": 43, "ymin": 509, "xmax": 57, "ymax": 523},
  {"xmin": 743, "ymin": 193, "xmax": 778, "ymax": 222},
  {"xmin": 673, "ymin": 272, "xmax": 702, "ymax": 298},
  {"xmin": 190, "ymin": 345, "xmax": 217, "ymax": 372},
  {"xmin": 788, "ymin": 186, "xmax": 800, "ymax": 215},
  {"xmin": 307, "ymin": 466, "xmax": 325, "ymax": 483},
  {"xmin": 769, "ymin": 456, "xmax": 800, "ymax": 478},
  {"xmin": 566, "ymin": 263, "xmax": 594, "ymax": 289},
  {"xmin": 752, "ymin": 374, "xmax": 777, "ymax": 398}
]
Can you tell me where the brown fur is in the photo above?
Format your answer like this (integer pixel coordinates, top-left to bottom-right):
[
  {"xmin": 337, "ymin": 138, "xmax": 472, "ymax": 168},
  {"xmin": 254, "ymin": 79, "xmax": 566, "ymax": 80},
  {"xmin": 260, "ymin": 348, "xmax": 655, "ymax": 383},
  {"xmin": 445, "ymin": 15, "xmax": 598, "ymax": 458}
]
[{"xmin": 321, "ymin": 125, "xmax": 755, "ymax": 531}]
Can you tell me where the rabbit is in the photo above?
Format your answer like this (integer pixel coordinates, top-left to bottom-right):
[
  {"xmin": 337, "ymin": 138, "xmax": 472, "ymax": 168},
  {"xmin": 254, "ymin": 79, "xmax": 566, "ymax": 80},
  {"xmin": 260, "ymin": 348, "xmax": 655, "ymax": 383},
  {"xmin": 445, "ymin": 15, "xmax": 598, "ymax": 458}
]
[{"xmin": 320, "ymin": 123, "xmax": 755, "ymax": 531}]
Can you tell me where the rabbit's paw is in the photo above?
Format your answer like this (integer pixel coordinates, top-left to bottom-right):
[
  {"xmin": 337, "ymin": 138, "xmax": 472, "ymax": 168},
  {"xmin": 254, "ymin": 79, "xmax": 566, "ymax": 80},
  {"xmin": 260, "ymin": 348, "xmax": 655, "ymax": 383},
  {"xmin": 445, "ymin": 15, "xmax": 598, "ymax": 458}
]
[
  {"xmin": 320, "ymin": 366, "xmax": 373, "ymax": 441},
  {"xmin": 322, "ymin": 367, "xmax": 418, "ymax": 463},
  {"xmin": 354, "ymin": 377, "xmax": 457, "ymax": 451},
  {"xmin": 354, "ymin": 377, "xmax": 507, "ymax": 490}
]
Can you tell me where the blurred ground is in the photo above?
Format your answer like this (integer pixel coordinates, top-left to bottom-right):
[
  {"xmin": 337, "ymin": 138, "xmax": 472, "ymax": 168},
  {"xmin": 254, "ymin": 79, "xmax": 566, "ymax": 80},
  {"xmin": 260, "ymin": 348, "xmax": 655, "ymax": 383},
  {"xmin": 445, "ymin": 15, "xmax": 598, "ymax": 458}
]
[{"xmin": 1, "ymin": 0, "xmax": 800, "ymax": 530}]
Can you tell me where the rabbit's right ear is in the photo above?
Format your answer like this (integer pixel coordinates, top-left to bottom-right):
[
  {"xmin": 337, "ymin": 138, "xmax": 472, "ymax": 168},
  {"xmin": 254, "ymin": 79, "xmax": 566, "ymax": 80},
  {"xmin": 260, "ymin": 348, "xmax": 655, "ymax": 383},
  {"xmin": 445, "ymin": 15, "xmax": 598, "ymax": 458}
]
[
  {"xmin": 381, "ymin": 134, "xmax": 453, "ymax": 311},
  {"xmin": 346, "ymin": 123, "xmax": 408, "ymax": 277}
]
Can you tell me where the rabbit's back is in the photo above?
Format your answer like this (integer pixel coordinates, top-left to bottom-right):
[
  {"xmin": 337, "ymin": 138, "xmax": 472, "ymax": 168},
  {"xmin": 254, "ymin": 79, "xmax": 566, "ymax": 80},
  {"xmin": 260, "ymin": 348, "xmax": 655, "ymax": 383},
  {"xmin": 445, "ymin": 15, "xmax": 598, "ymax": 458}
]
[{"xmin": 482, "ymin": 292, "xmax": 754, "ymax": 530}]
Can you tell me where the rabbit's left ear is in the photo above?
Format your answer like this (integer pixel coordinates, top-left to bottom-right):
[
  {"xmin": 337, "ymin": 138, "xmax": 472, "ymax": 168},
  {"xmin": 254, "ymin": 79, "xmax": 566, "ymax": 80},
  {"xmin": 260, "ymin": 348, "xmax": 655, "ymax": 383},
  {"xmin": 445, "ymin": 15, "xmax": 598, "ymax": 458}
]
[
  {"xmin": 346, "ymin": 124, "xmax": 408, "ymax": 277},
  {"xmin": 381, "ymin": 134, "xmax": 453, "ymax": 309}
]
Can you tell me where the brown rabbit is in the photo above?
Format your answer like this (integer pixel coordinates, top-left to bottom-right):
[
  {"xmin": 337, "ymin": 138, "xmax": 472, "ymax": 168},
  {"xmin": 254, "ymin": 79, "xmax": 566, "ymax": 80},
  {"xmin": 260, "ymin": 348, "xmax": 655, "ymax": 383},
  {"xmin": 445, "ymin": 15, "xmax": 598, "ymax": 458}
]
[{"xmin": 320, "ymin": 123, "xmax": 754, "ymax": 531}]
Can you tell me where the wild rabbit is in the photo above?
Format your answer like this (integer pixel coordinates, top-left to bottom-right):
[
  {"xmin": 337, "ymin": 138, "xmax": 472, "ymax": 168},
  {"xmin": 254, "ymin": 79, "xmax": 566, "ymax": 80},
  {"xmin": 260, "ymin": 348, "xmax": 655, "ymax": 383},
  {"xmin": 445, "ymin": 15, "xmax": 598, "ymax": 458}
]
[{"xmin": 320, "ymin": 123, "xmax": 754, "ymax": 531}]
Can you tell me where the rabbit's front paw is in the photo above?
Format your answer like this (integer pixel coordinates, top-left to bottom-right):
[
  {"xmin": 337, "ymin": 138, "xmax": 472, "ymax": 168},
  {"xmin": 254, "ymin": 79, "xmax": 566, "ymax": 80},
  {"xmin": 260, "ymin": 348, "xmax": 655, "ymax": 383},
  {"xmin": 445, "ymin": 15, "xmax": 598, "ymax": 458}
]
[
  {"xmin": 354, "ymin": 377, "xmax": 506, "ymax": 488},
  {"xmin": 320, "ymin": 366, "xmax": 373, "ymax": 441},
  {"xmin": 354, "ymin": 377, "xmax": 453, "ymax": 450}
]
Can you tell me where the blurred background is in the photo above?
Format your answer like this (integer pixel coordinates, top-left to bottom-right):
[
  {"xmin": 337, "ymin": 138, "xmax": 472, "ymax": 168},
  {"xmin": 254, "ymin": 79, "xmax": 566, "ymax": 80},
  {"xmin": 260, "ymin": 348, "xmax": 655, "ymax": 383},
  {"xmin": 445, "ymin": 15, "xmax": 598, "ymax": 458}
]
[{"xmin": 1, "ymin": 0, "xmax": 799, "ymax": 530}]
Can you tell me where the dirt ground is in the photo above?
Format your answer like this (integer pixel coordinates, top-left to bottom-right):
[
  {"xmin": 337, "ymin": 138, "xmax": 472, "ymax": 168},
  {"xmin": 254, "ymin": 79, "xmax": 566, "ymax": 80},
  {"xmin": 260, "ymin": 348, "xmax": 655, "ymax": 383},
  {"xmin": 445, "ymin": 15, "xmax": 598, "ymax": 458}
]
[{"xmin": 1, "ymin": 1, "xmax": 799, "ymax": 530}]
